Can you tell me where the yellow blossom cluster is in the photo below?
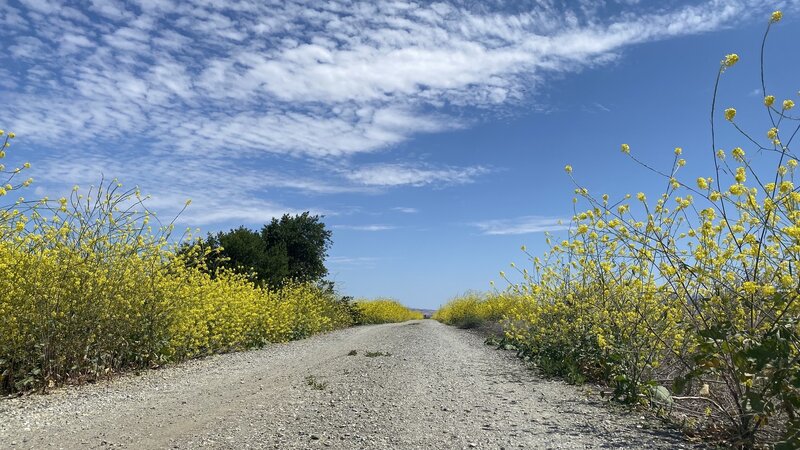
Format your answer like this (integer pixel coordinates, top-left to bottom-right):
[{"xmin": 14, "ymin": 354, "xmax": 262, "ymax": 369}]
[
  {"xmin": 436, "ymin": 11, "xmax": 799, "ymax": 445},
  {"xmin": 353, "ymin": 299, "xmax": 423, "ymax": 324},
  {"xmin": 0, "ymin": 175, "xmax": 353, "ymax": 394},
  {"xmin": 432, "ymin": 292, "xmax": 521, "ymax": 329}
]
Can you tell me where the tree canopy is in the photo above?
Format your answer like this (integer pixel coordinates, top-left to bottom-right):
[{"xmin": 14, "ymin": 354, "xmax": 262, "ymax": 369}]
[{"xmin": 195, "ymin": 212, "xmax": 332, "ymax": 288}]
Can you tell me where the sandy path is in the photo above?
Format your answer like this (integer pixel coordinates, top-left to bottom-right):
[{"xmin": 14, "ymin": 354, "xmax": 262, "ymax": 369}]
[{"xmin": 0, "ymin": 320, "xmax": 690, "ymax": 449}]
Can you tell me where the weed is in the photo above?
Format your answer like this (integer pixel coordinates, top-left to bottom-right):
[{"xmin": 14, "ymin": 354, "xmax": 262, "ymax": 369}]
[{"xmin": 304, "ymin": 375, "xmax": 328, "ymax": 390}]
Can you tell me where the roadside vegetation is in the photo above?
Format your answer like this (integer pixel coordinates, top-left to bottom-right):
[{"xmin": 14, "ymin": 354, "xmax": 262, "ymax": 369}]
[
  {"xmin": 352, "ymin": 299, "xmax": 424, "ymax": 324},
  {"xmin": 432, "ymin": 291, "xmax": 518, "ymax": 329},
  {"xmin": 437, "ymin": 12, "xmax": 798, "ymax": 448},
  {"xmin": 0, "ymin": 175, "xmax": 355, "ymax": 395},
  {"xmin": 0, "ymin": 137, "xmax": 415, "ymax": 396}
]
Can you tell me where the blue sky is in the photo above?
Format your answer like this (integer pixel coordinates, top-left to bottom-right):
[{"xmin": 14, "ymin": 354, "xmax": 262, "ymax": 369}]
[{"xmin": 2, "ymin": 0, "xmax": 799, "ymax": 308}]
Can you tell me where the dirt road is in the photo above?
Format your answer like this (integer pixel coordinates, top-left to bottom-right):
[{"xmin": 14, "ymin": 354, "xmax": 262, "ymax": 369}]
[{"xmin": 1, "ymin": 320, "xmax": 689, "ymax": 449}]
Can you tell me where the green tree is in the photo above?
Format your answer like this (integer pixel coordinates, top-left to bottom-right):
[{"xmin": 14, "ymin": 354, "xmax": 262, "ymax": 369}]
[
  {"xmin": 191, "ymin": 212, "xmax": 332, "ymax": 288},
  {"xmin": 261, "ymin": 212, "xmax": 332, "ymax": 285}
]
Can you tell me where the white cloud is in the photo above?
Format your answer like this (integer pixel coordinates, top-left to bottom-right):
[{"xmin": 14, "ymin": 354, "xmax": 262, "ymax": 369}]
[
  {"xmin": 473, "ymin": 216, "xmax": 571, "ymax": 235},
  {"xmin": 28, "ymin": 152, "xmax": 340, "ymax": 227},
  {"xmin": 6, "ymin": 0, "xmax": 782, "ymax": 157},
  {"xmin": 392, "ymin": 207, "xmax": 418, "ymax": 214},
  {"xmin": 327, "ymin": 256, "xmax": 382, "ymax": 269},
  {"xmin": 344, "ymin": 163, "xmax": 491, "ymax": 187},
  {"xmin": 334, "ymin": 224, "xmax": 396, "ymax": 231},
  {"xmin": 2, "ymin": 0, "xmax": 793, "ymax": 224}
]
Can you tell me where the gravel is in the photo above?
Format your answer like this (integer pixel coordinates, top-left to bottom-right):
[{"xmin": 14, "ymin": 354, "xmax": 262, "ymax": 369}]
[{"xmin": 0, "ymin": 320, "xmax": 692, "ymax": 449}]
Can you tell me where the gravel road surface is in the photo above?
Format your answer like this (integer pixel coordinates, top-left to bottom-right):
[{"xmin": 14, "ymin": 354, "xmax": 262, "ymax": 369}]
[{"xmin": 1, "ymin": 320, "xmax": 690, "ymax": 449}]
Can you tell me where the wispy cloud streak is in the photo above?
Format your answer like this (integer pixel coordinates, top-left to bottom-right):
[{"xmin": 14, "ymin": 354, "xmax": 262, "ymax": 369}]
[
  {"xmin": 473, "ymin": 216, "xmax": 570, "ymax": 235},
  {"xmin": 2, "ymin": 0, "xmax": 791, "ymax": 223}
]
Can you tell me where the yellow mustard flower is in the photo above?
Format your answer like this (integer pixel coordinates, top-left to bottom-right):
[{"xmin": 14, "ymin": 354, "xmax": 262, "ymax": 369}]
[
  {"xmin": 784, "ymin": 99, "xmax": 795, "ymax": 110},
  {"xmin": 771, "ymin": 10, "xmax": 783, "ymax": 22},
  {"xmin": 621, "ymin": 143, "xmax": 630, "ymax": 154},
  {"xmin": 735, "ymin": 167, "xmax": 746, "ymax": 183},
  {"xmin": 767, "ymin": 128, "xmax": 778, "ymax": 139},
  {"xmin": 729, "ymin": 184, "xmax": 746, "ymax": 196},
  {"xmin": 764, "ymin": 95, "xmax": 775, "ymax": 107},
  {"xmin": 723, "ymin": 53, "xmax": 739, "ymax": 67},
  {"xmin": 724, "ymin": 108, "xmax": 736, "ymax": 121}
]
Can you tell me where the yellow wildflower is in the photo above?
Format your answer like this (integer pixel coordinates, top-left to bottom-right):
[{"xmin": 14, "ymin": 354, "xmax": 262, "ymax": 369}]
[
  {"xmin": 784, "ymin": 99, "xmax": 795, "ymax": 110},
  {"xmin": 564, "ymin": 165, "xmax": 573, "ymax": 174},
  {"xmin": 723, "ymin": 54, "xmax": 739, "ymax": 67},
  {"xmin": 764, "ymin": 95, "xmax": 775, "ymax": 107},
  {"xmin": 771, "ymin": 10, "xmax": 783, "ymax": 22},
  {"xmin": 724, "ymin": 108, "xmax": 736, "ymax": 121},
  {"xmin": 729, "ymin": 184, "xmax": 746, "ymax": 196},
  {"xmin": 767, "ymin": 128, "xmax": 778, "ymax": 139},
  {"xmin": 735, "ymin": 167, "xmax": 746, "ymax": 183}
]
